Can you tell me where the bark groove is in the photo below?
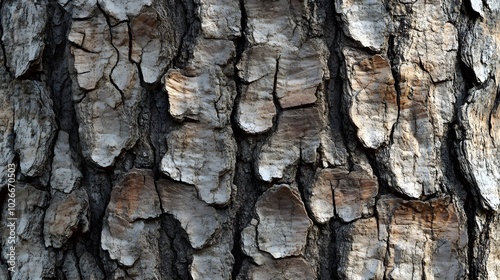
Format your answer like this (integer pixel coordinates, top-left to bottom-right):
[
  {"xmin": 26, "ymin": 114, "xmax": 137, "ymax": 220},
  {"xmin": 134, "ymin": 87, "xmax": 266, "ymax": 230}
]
[{"xmin": 1, "ymin": 0, "xmax": 500, "ymax": 279}]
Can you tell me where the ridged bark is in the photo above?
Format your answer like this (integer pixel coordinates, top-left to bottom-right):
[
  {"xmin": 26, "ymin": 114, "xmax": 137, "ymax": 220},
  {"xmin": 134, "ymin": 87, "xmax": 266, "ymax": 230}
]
[{"xmin": 0, "ymin": 0, "xmax": 499, "ymax": 279}]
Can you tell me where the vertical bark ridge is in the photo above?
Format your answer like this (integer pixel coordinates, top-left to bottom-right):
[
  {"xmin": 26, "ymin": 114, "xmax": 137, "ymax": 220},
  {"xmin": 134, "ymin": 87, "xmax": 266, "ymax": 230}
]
[{"xmin": 1, "ymin": 0, "xmax": 500, "ymax": 279}]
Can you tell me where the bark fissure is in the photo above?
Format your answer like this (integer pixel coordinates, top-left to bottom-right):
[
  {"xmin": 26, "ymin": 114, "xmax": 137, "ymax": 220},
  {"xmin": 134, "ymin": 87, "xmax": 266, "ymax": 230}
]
[{"xmin": 2, "ymin": 0, "xmax": 500, "ymax": 279}]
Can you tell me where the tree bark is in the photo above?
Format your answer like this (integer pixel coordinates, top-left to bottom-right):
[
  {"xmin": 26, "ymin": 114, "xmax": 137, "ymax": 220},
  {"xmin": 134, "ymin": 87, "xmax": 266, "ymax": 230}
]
[{"xmin": 0, "ymin": 0, "xmax": 499, "ymax": 279}]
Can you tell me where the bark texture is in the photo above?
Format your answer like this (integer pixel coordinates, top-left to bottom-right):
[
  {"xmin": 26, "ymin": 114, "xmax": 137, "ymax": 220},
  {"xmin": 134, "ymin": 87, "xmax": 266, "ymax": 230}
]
[{"xmin": 0, "ymin": 0, "xmax": 499, "ymax": 279}]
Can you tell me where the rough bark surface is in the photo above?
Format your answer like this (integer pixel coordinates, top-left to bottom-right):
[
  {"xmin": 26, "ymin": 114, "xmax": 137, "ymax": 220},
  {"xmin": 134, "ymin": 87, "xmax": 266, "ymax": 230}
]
[{"xmin": 0, "ymin": 0, "xmax": 499, "ymax": 279}]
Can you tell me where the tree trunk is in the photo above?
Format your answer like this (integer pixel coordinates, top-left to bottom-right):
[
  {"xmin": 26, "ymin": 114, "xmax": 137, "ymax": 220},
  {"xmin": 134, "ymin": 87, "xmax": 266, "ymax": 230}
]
[{"xmin": 0, "ymin": 0, "xmax": 499, "ymax": 279}]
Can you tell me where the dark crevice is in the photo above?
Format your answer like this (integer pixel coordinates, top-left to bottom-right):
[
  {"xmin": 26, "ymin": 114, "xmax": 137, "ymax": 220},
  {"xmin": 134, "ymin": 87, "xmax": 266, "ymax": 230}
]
[
  {"xmin": 229, "ymin": 117, "xmax": 271, "ymax": 274},
  {"xmin": 328, "ymin": 220, "xmax": 342, "ymax": 280},
  {"xmin": 326, "ymin": 65, "xmax": 348, "ymax": 167},
  {"xmin": 271, "ymin": 55, "xmax": 283, "ymax": 130},
  {"xmin": 126, "ymin": 21, "xmax": 134, "ymax": 63},
  {"xmin": 449, "ymin": 117, "xmax": 483, "ymax": 278},
  {"xmin": 79, "ymin": 165, "xmax": 113, "ymax": 274},
  {"xmin": 296, "ymin": 165, "xmax": 318, "ymax": 224},
  {"xmin": 172, "ymin": 0, "xmax": 200, "ymax": 70},
  {"xmin": 454, "ymin": 12, "xmax": 492, "ymax": 277},
  {"xmin": 132, "ymin": 90, "xmax": 155, "ymax": 170},
  {"xmin": 149, "ymin": 87, "xmax": 179, "ymax": 177},
  {"xmin": 149, "ymin": 0, "xmax": 196, "ymax": 177},
  {"xmin": 465, "ymin": 188, "xmax": 480, "ymax": 279},
  {"xmin": 326, "ymin": 4, "xmax": 353, "ymax": 171},
  {"xmin": 229, "ymin": 0, "xmax": 248, "ymax": 277},
  {"xmin": 387, "ymin": 34, "xmax": 400, "ymax": 147},
  {"xmin": 168, "ymin": 0, "xmax": 190, "ymax": 70},
  {"xmin": 472, "ymin": 211, "xmax": 495, "ymax": 278},
  {"xmin": 44, "ymin": 0, "xmax": 78, "ymax": 139},
  {"xmin": 317, "ymin": 1, "xmax": 343, "ymax": 279},
  {"xmin": 230, "ymin": 226, "xmax": 244, "ymax": 280},
  {"xmin": 316, "ymin": 223, "xmax": 335, "ymax": 280},
  {"xmin": 160, "ymin": 214, "xmax": 194, "ymax": 280},
  {"xmin": 456, "ymin": 30, "xmax": 479, "ymax": 93},
  {"xmin": 461, "ymin": 0, "xmax": 482, "ymax": 19}
]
